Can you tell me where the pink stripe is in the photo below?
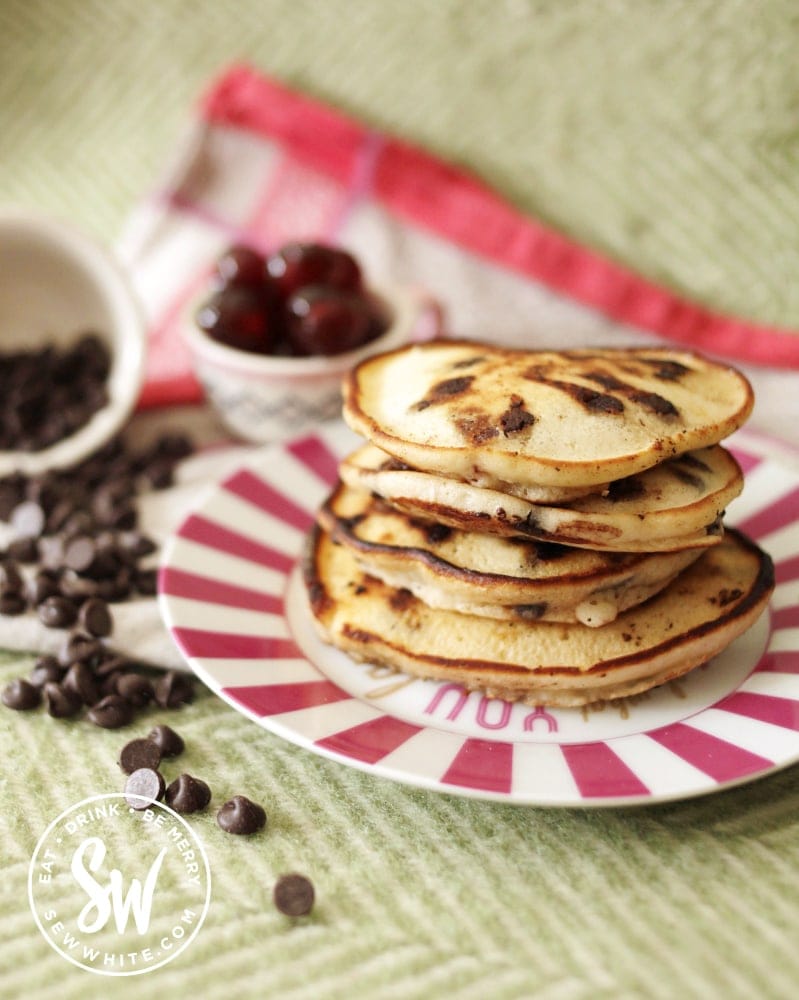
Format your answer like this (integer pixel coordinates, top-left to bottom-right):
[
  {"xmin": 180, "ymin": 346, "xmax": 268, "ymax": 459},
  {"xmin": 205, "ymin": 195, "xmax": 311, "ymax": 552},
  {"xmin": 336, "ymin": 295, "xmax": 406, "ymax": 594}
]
[
  {"xmin": 325, "ymin": 130, "xmax": 385, "ymax": 241},
  {"xmin": 561, "ymin": 743, "xmax": 649, "ymax": 799},
  {"xmin": 775, "ymin": 554, "xmax": 799, "ymax": 585},
  {"xmin": 201, "ymin": 65, "xmax": 799, "ymax": 371},
  {"xmin": 647, "ymin": 722, "xmax": 772, "ymax": 782},
  {"xmin": 224, "ymin": 469, "xmax": 314, "ymax": 531},
  {"xmin": 734, "ymin": 485, "xmax": 799, "ymax": 540},
  {"xmin": 728, "ymin": 449, "xmax": 761, "ymax": 475},
  {"xmin": 440, "ymin": 739, "xmax": 513, "ymax": 794},
  {"xmin": 179, "ymin": 513, "xmax": 294, "ymax": 573},
  {"xmin": 173, "ymin": 627, "xmax": 300, "ymax": 660},
  {"xmin": 286, "ymin": 435, "xmax": 340, "ymax": 487},
  {"xmin": 159, "ymin": 566, "xmax": 283, "ymax": 614},
  {"xmin": 716, "ymin": 691, "xmax": 799, "ymax": 731},
  {"xmin": 315, "ymin": 715, "xmax": 422, "ymax": 764},
  {"xmin": 223, "ymin": 679, "xmax": 351, "ymax": 716},
  {"xmin": 772, "ymin": 605, "xmax": 799, "ymax": 630},
  {"xmin": 754, "ymin": 651, "xmax": 799, "ymax": 674}
]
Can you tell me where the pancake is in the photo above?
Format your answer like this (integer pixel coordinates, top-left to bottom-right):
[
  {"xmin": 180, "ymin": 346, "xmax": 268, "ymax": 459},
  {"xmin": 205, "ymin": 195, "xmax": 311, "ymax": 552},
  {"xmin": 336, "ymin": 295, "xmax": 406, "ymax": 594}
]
[
  {"xmin": 339, "ymin": 443, "xmax": 742, "ymax": 552},
  {"xmin": 319, "ymin": 482, "xmax": 703, "ymax": 626},
  {"xmin": 342, "ymin": 341, "xmax": 754, "ymax": 489},
  {"xmin": 304, "ymin": 525, "xmax": 774, "ymax": 708}
]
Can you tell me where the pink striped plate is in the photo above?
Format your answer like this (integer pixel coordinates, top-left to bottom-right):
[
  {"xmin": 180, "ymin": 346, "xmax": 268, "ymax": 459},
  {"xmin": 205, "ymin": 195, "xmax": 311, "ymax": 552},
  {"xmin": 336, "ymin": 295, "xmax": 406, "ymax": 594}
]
[{"xmin": 158, "ymin": 423, "xmax": 799, "ymax": 807}]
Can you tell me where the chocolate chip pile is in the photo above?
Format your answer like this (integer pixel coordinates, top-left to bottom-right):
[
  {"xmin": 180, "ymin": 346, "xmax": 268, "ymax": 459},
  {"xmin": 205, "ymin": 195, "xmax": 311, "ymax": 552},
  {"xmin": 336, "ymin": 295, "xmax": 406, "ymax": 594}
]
[
  {"xmin": 0, "ymin": 430, "xmax": 194, "ymax": 726},
  {"xmin": 0, "ymin": 333, "xmax": 111, "ymax": 452}
]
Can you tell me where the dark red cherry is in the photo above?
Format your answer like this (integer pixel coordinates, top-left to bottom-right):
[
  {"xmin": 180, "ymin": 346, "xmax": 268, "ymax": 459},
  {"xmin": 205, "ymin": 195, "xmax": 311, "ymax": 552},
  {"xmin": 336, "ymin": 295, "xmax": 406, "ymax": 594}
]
[
  {"xmin": 212, "ymin": 244, "xmax": 266, "ymax": 290},
  {"xmin": 196, "ymin": 287, "xmax": 276, "ymax": 354},
  {"xmin": 266, "ymin": 243, "xmax": 362, "ymax": 299},
  {"xmin": 286, "ymin": 287, "xmax": 382, "ymax": 357}
]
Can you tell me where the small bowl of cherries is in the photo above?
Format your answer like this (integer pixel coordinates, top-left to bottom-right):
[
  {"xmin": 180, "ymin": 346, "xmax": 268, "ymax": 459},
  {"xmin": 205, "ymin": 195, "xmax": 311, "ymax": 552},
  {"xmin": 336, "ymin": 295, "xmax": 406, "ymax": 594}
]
[{"xmin": 186, "ymin": 241, "xmax": 435, "ymax": 443}]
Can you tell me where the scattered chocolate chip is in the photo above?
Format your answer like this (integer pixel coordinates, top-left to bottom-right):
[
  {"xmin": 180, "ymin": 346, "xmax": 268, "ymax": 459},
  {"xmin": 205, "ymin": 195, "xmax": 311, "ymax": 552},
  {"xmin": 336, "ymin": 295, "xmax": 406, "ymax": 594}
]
[
  {"xmin": 6, "ymin": 536, "xmax": 39, "ymax": 563},
  {"xmin": 78, "ymin": 597, "xmax": 113, "ymax": 638},
  {"xmin": 0, "ymin": 592, "xmax": 27, "ymax": 615},
  {"xmin": 273, "ymin": 873, "xmax": 315, "ymax": 917},
  {"xmin": 57, "ymin": 632, "xmax": 104, "ymax": 668},
  {"xmin": 119, "ymin": 738, "xmax": 162, "ymax": 775},
  {"xmin": 10, "ymin": 500, "xmax": 46, "ymax": 539},
  {"xmin": 63, "ymin": 535, "xmax": 97, "ymax": 573},
  {"xmin": 29, "ymin": 655, "xmax": 63, "ymax": 687},
  {"xmin": 165, "ymin": 773, "xmax": 211, "ymax": 814},
  {"xmin": 0, "ymin": 560, "xmax": 24, "ymax": 595},
  {"xmin": 87, "ymin": 694, "xmax": 134, "ymax": 729},
  {"xmin": 147, "ymin": 724, "xmax": 184, "ymax": 758},
  {"xmin": 124, "ymin": 767, "xmax": 166, "ymax": 810},
  {"xmin": 28, "ymin": 570, "xmax": 61, "ymax": 606},
  {"xmin": 62, "ymin": 662, "xmax": 101, "ymax": 706},
  {"xmin": 43, "ymin": 681, "xmax": 82, "ymax": 718},
  {"xmin": 153, "ymin": 671, "xmax": 194, "ymax": 709},
  {"xmin": 114, "ymin": 673, "xmax": 153, "ymax": 707},
  {"xmin": 216, "ymin": 795, "xmax": 266, "ymax": 835},
  {"xmin": 37, "ymin": 595, "xmax": 78, "ymax": 628},
  {"xmin": 2, "ymin": 678, "xmax": 41, "ymax": 710},
  {"xmin": 133, "ymin": 568, "xmax": 158, "ymax": 596}
]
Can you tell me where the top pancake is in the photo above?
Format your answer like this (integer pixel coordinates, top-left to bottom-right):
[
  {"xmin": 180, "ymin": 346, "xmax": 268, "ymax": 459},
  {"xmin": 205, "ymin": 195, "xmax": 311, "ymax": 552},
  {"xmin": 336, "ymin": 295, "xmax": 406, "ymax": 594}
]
[{"xmin": 342, "ymin": 341, "xmax": 754, "ymax": 488}]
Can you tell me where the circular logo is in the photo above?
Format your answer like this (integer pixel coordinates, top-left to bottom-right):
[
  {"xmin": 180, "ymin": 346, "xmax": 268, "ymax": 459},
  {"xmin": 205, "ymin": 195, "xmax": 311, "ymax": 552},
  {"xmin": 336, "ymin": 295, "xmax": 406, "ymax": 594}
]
[{"xmin": 28, "ymin": 793, "xmax": 211, "ymax": 977}]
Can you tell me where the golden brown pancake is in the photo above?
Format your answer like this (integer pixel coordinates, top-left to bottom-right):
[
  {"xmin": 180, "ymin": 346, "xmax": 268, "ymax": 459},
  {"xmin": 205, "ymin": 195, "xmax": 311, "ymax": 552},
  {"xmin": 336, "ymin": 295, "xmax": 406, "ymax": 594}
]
[
  {"xmin": 304, "ymin": 525, "xmax": 773, "ymax": 708},
  {"xmin": 319, "ymin": 482, "xmax": 703, "ymax": 626},
  {"xmin": 339, "ymin": 442, "xmax": 742, "ymax": 552},
  {"xmin": 342, "ymin": 342, "xmax": 753, "ymax": 489}
]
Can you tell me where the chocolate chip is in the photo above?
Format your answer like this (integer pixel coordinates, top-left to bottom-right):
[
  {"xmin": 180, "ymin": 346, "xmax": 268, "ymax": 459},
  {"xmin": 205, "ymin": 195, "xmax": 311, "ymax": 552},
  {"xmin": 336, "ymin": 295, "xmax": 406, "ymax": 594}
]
[
  {"xmin": 29, "ymin": 655, "xmax": 63, "ymax": 687},
  {"xmin": 37, "ymin": 595, "xmax": 78, "ymax": 628},
  {"xmin": 216, "ymin": 795, "xmax": 266, "ymax": 835},
  {"xmin": 114, "ymin": 673, "xmax": 154, "ymax": 707},
  {"xmin": 133, "ymin": 568, "xmax": 158, "ymax": 596},
  {"xmin": 153, "ymin": 671, "xmax": 194, "ymax": 709},
  {"xmin": 124, "ymin": 767, "xmax": 165, "ymax": 810},
  {"xmin": 57, "ymin": 569, "xmax": 99, "ymax": 600},
  {"xmin": 57, "ymin": 632, "xmax": 105, "ymax": 668},
  {"xmin": 0, "ymin": 593, "xmax": 27, "ymax": 615},
  {"xmin": 0, "ymin": 560, "xmax": 24, "ymax": 595},
  {"xmin": 86, "ymin": 694, "xmax": 134, "ymax": 729},
  {"xmin": 28, "ymin": 570, "xmax": 61, "ymax": 605},
  {"xmin": 2, "ymin": 678, "xmax": 41, "ymax": 710},
  {"xmin": 63, "ymin": 535, "xmax": 97, "ymax": 573},
  {"xmin": 78, "ymin": 597, "xmax": 113, "ymax": 638},
  {"xmin": 165, "ymin": 774, "xmax": 211, "ymax": 813},
  {"xmin": 147, "ymin": 724, "xmax": 184, "ymax": 758},
  {"xmin": 273, "ymin": 873, "xmax": 315, "ymax": 917},
  {"xmin": 119, "ymin": 738, "xmax": 162, "ymax": 775},
  {"xmin": 43, "ymin": 682, "xmax": 82, "ymax": 718},
  {"xmin": 62, "ymin": 662, "xmax": 101, "ymax": 706},
  {"xmin": 10, "ymin": 500, "xmax": 46, "ymax": 539},
  {"xmin": 6, "ymin": 536, "xmax": 39, "ymax": 563}
]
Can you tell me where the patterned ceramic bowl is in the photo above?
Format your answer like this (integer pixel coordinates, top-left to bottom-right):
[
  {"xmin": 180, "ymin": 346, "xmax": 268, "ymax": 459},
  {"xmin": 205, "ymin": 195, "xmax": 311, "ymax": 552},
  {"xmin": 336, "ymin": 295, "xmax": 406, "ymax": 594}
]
[
  {"xmin": 183, "ymin": 284, "xmax": 438, "ymax": 443},
  {"xmin": 0, "ymin": 209, "xmax": 146, "ymax": 476}
]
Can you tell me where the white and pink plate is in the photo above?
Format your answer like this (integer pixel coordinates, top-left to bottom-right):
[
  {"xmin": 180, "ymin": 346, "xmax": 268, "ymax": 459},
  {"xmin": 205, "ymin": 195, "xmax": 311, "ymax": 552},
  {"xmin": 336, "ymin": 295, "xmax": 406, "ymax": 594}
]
[{"xmin": 158, "ymin": 424, "xmax": 799, "ymax": 807}]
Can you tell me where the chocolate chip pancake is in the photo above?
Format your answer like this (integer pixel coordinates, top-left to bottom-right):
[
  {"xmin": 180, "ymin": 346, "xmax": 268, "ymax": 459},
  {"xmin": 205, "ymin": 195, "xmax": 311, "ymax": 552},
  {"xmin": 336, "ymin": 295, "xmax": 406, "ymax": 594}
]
[
  {"xmin": 304, "ymin": 524, "xmax": 774, "ymax": 708},
  {"xmin": 342, "ymin": 342, "xmax": 753, "ymax": 490},
  {"xmin": 319, "ymin": 482, "xmax": 703, "ymax": 626},
  {"xmin": 339, "ymin": 442, "xmax": 742, "ymax": 552}
]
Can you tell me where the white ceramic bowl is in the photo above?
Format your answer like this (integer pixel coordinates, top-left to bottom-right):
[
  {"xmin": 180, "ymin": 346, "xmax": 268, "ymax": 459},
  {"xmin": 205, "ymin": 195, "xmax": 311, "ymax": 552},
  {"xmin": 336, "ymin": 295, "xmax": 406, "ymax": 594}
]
[
  {"xmin": 183, "ymin": 284, "xmax": 437, "ymax": 443},
  {"xmin": 0, "ymin": 210, "xmax": 146, "ymax": 477}
]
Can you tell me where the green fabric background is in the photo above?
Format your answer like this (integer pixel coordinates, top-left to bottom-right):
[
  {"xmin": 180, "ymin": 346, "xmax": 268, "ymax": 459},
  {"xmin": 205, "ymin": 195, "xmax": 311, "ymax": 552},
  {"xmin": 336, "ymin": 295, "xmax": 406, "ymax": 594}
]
[{"xmin": 2, "ymin": 2, "xmax": 799, "ymax": 998}]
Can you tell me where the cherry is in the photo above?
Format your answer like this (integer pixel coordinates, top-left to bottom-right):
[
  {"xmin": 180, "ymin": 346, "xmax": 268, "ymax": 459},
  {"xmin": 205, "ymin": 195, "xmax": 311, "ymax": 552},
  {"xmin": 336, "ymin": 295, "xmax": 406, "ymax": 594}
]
[
  {"xmin": 211, "ymin": 244, "xmax": 266, "ymax": 290},
  {"xmin": 196, "ymin": 287, "xmax": 278, "ymax": 354},
  {"xmin": 266, "ymin": 243, "xmax": 362, "ymax": 299},
  {"xmin": 286, "ymin": 286, "xmax": 384, "ymax": 357}
]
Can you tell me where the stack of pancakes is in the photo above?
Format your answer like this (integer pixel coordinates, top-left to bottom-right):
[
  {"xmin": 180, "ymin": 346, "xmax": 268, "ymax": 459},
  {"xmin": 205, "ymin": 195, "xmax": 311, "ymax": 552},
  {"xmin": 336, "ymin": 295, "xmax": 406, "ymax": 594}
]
[{"xmin": 304, "ymin": 342, "xmax": 774, "ymax": 707}]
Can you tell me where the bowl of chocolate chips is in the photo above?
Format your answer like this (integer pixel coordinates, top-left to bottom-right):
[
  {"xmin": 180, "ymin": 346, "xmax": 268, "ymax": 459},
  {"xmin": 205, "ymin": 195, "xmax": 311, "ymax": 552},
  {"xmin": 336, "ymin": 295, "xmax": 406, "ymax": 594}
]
[
  {"xmin": 185, "ymin": 241, "xmax": 433, "ymax": 443},
  {"xmin": 0, "ymin": 210, "xmax": 146, "ymax": 477}
]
